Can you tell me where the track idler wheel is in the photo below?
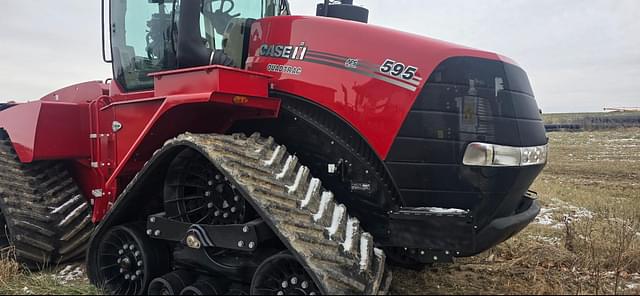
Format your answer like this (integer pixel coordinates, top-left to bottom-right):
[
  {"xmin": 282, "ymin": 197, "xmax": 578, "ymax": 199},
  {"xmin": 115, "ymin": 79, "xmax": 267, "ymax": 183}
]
[
  {"xmin": 180, "ymin": 278, "xmax": 228, "ymax": 295},
  {"xmin": 149, "ymin": 270, "xmax": 196, "ymax": 295},
  {"xmin": 93, "ymin": 224, "xmax": 169, "ymax": 295},
  {"xmin": 251, "ymin": 253, "xmax": 321, "ymax": 296}
]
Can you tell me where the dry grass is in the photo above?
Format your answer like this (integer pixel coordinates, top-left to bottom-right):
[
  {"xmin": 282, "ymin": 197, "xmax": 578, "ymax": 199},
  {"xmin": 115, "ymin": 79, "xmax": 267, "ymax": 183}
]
[
  {"xmin": 393, "ymin": 128, "xmax": 640, "ymax": 295},
  {"xmin": 0, "ymin": 248, "xmax": 99, "ymax": 295},
  {"xmin": 1, "ymin": 128, "xmax": 638, "ymax": 295}
]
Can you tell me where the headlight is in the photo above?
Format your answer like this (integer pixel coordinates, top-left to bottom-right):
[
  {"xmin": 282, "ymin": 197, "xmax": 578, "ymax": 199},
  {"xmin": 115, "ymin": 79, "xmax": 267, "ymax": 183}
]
[{"xmin": 463, "ymin": 143, "xmax": 548, "ymax": 167}]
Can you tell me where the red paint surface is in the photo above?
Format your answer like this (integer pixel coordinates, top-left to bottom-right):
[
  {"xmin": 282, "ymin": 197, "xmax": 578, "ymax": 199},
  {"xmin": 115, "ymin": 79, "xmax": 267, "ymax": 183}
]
[
  {"xmin": 247, "ymin": 16, "xmax": 514, "ymax": 158},
  {"xmin": 0, "ymin": 15, "xmax": 518, "ymax": 222}
]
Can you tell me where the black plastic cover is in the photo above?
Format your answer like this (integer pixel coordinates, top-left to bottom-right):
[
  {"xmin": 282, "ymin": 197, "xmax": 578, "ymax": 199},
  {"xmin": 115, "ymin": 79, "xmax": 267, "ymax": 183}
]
[
  {"xmin": 386, "ymin": 57, "xmax": 547, "ymax": 228},
  {"xmin": 316, "ymin": 2, "xmax": 369, "ymax": 23}
]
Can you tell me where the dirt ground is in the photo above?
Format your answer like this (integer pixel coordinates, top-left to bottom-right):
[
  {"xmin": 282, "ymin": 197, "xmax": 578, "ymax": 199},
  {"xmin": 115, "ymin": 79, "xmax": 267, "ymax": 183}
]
[{"xmin": 1, "ymin": 128, "xmax": 639, "ymax": 295}]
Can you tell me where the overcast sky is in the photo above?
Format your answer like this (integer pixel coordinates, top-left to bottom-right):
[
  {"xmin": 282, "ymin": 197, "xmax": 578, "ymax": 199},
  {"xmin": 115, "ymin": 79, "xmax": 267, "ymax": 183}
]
[{"xmin": 0, "ymin": 0, "xmax": 638, "ymax": 113}]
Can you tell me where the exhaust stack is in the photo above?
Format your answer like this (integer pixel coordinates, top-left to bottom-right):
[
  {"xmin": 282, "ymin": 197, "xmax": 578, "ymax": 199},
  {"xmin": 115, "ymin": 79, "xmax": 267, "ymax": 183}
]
[{"xmin": 316, "ymin": 0, "xmax": 369, "ymax": 23}]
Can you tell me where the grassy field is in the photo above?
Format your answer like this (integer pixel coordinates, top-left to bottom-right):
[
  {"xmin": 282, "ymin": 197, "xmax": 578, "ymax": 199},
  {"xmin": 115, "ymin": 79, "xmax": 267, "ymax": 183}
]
[{"xmin": 1, "ymin": 128, "xmax": 639, "ymax": 295}]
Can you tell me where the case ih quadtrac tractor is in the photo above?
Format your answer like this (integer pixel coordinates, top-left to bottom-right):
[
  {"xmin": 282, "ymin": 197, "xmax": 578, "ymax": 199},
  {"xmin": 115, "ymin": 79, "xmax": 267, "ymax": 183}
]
[{"xmin": 0, "ymin": 0, "xmax": 548, "ymax": 294}]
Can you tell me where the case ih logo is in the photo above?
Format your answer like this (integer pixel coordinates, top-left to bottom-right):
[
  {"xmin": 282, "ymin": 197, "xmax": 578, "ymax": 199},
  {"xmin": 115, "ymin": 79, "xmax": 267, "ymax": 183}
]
[{"xmin": 259, "ymin": 43, "xmax": 308, "ymax": 60}]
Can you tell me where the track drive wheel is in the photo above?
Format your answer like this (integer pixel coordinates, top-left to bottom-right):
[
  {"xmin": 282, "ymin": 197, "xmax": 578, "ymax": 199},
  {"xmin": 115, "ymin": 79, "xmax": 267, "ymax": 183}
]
[
  {"xmin": 93, "ymin": 223, "xmax": 169, "ymax": 295},
  {"xmin": 251, "ymin": 253, "xmax": 321, "ymax": 296},
  {"xmin": 0, "ymin": 131, "xmax": 94, "ymax": 268}
]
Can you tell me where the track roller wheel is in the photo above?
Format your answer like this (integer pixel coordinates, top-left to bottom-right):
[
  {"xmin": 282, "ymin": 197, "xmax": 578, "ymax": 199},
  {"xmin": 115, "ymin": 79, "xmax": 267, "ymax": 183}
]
[
  {"xmin": 251, "ymin": 253, "xmax": 321, "ymax": 296},
  {"xmin": 180, "ymin": 278, "xmax": 227, "ymax": 295},
  {"xmin": 149, "ymin": 270, "xmax": 196, "ymax": 295},
  {"xmin": 93, "ymin": 223, "xmax": 169, "ymax": 295}
]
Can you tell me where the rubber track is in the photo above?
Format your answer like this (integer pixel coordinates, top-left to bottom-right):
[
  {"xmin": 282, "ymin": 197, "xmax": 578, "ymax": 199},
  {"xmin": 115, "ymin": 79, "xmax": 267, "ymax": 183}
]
[
  {"xmin": 165, "ymin": 133, "xmax": 388, "ymax": 295},
  {"xmin": 0, "ymin": 132, "xmax": 93, "ymax": 267}
]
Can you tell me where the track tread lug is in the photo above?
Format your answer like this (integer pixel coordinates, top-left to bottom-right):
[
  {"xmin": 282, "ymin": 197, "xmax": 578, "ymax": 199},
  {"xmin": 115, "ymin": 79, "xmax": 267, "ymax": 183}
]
[{"xmin": 163, "ymin": 133, "xmax": 386, "ymax": 295}]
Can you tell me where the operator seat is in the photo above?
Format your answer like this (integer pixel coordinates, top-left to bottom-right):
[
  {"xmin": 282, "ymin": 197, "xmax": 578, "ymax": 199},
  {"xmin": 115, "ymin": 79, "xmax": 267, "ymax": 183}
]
[
  {"xmin": 176, "ymin": 0, "xmax": 234, "ymax": 68},
  {"xmin": 222, "ymin": 18, "xmax": 256, "ymax": 68}
]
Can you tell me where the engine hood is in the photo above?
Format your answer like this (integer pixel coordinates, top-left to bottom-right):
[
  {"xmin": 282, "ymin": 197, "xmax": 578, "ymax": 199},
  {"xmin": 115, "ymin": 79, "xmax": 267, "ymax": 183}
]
[{"xmin": 247, "ymin": 15, "xmax": 527, "ymax": 159}]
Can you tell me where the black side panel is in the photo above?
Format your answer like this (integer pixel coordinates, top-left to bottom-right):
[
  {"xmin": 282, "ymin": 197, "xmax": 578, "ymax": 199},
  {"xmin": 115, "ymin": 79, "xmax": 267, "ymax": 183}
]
[
  {"xmin": 0, "ymin": 104, "xmax": 15, "ymax": 112},
  {"xmin": 386, "ymin": 57, "xmax": 547, "ymax": 228},
  {"xmin": 231, "ymin": 93, "xmax": 401, "ymax": 242}
]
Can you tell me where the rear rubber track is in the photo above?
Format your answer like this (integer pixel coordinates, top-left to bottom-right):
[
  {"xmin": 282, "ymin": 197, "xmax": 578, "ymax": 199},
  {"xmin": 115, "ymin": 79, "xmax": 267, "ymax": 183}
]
[
  {"xmin": 0, "ymin": 131, "xmax": 93, "ymax": 267},
  {"xmin": 166, "ymin": 133, "xmax": 389, "ymax": 295}
]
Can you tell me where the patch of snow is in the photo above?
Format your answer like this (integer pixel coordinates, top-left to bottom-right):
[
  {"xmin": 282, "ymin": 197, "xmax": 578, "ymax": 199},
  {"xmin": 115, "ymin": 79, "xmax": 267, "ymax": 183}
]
[
  {"xmin": 626, "ymin": 283, "xmax": 640, "ymax": 290},
  {"xmin": 300, "ymin": 178, "xmax": 320, "ymax": 209},
  {"xmin": 52, "ymin": 265, "xmax": 85, "ymax": 284},
  {"xmin": 326, "ymin": 205, "xmax": 346, "ymax": 240},
  {"xmin": 313, "ymin": 192, "xmax": 333, "ymax": 222},
  {"xmin": 49, "ymin": 195, "xmax": 81, "ymax": 214},
  {"xmin": 414, "ymin": 207, "xmax": 469, "ymax": 215},
  {"xmin": 529, "ymin": 235, "xmax": 561, "ymax": 245}
]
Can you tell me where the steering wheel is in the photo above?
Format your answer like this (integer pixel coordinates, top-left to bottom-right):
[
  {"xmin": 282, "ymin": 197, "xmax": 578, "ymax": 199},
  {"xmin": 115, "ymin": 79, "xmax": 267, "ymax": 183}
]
[
  {"xmin": 210, "ymin": 0, "xmax": 240, "ymax": 17},
  {"xmin": 205, "ymin": 0, "xmax": 241, "ymax": 34}
]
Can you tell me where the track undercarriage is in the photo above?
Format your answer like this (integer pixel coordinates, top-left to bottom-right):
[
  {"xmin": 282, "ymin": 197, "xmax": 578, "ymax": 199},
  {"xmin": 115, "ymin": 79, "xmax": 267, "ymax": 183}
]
[{"xmin": 89, "ymin": 133, "xmax": 390, "ymax": 295}]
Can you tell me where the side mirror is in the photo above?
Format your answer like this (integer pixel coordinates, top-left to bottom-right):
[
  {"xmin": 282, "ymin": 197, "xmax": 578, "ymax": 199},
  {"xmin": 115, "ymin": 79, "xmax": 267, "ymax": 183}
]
[{"xmin": 102, "ymin": 0, "xmax": 113, "ymax": 63}]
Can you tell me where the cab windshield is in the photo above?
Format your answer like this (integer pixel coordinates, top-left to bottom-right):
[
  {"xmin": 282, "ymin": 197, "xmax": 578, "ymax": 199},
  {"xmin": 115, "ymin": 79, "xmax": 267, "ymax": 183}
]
[{"xmin": 110, "ymin": 0, "xmax": 286, "ymax": 92}]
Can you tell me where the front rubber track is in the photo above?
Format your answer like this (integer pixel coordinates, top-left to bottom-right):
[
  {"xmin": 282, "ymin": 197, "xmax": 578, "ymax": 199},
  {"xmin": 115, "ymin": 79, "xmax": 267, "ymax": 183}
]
[
  {"xmin": 0, "ymin": 132, "xmax": 94, "ymax": 268},
  {"xmin": 164, "ymin": 133, "xmax": 388, "ymax": 295}
]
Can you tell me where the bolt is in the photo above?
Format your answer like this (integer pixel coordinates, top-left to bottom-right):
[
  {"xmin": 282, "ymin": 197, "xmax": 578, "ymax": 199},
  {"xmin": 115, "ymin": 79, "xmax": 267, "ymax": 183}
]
[
  {"xmin": 146, "ymin": 229, "xmax": 153, "ymax": 236},
  {"xmin": 137, "ymin": 261, "xmax": 143, "ymax": 267},
  {"xmin": 277, "ymin": 292, "xmax": 284, "ymax": 296},
  {"xmin": 208, "ymin": 202, "xmax": 214, "ymax": 209},
  {"xmin": 301, "ymin": 281, "xmax": 309, "ymax": 289},
  {"xmin": 282, "ymin": 281, "xmax": 288, "ymax": 289},
  {"xmin": 136, "ymin": 270, "xmax": 142, "ymax": 276},
  {"xmin": 123, "ymin": 244, "xmax": 129, "ymax": 250},
  {"xmin": 124, "ymin": 274, "xmax": 130, "ymax": 280},
  {"xmin": 433, "ymin": 256, "xmax": 439, "ymax": 261},
  {"xmin": 445, "ymin": 251, "xmax": 450, "ymax": 255},
  {"xmin": 310, "ymin": 293, "xmax": 317, "ymax": 296},
  {"xmin": 186, "ymin": 235, "xmax": 202, "ymax": 249},
  {"xmin": 208, "ymin": 180, "xmax": 214, "ymax": 186},
  {"xmin": 117, "ymin": 258, "xmax": 122, "ymax": 264},
  {"xmin": 214, "ymin": 211, "xmax": 221, "ymax": 217},
  {"xmin": 238, "ymin": 241, "xmax": 245, "ymax": 248},
  {"xmin": 129, "ymin": 245, "xmax": 135, "ymax": 250},
  {"xmin": 420, "ymin": 251, "xmax": 425, "ymax": 255},
  {"xmin": 231, "ymin": 207, "xmax": 237, "ymax": 213},
  {"xmin": 234, "ymin": 196, "xmax": 240, "ymax": 202},
  {"xmin": 291, "ymin": 277, "xmax": 298, "ymax": 285},
  {"xmin": 134, "ymin": 251, "xmax": 140, "ymax": 257},
  {"xmin": 215, "ymin": 175, "xmax": 221, "ymax": 180},
  {"xmin": 119, "ymin": 268, "xmax": 125, "ymax": 274},
  {"xmin": 131, "ymin": 275, "xmax": 137, "ymax": 281},
  {"xmin": 243, "ymin": 226, "xmax": 249, "ymax": 233},
  {"xmin": 118, "ymin": 249, "xmax": 124, "ymax": 255},
  {"xmin": 248, "ymin": 242, "xmax": 256, "ymax": 249},
  {"xmin": 223, "ymin": 213, "xmax": 229, "ymax": 219},
  {"xmin": 154, "ymin": 230, "xmax": 161, "ymax": 236},
  {"xmin": 150, "ymin": 217, "xmax": 156, "ymax": 223},
  {"xmin": 205, "ymin": 191, "xmax": 212, "ymax": 197}
]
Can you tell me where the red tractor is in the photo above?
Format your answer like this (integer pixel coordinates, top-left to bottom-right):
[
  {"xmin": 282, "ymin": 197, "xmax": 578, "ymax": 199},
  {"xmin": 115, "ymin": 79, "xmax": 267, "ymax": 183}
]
[{"xmin": 0, "ymin": 0, "xmax": 548, "ymax": 294}]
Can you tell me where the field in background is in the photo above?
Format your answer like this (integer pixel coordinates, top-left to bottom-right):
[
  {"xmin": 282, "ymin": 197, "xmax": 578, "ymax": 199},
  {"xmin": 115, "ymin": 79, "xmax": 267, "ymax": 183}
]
[
  {"xmin": 1, "ymin": 128, "xmax": 639, "ymax": 295},
  {"xmin": 544, "ymin": 112, "xmax": 640, "ymax": 131}
]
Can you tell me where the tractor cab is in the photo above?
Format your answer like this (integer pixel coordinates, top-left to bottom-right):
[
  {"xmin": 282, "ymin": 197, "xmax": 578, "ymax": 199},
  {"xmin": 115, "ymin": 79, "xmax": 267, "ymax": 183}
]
[{"xmin": 106, "ymin": 0, "xmax": 288, "ymax": 92}]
